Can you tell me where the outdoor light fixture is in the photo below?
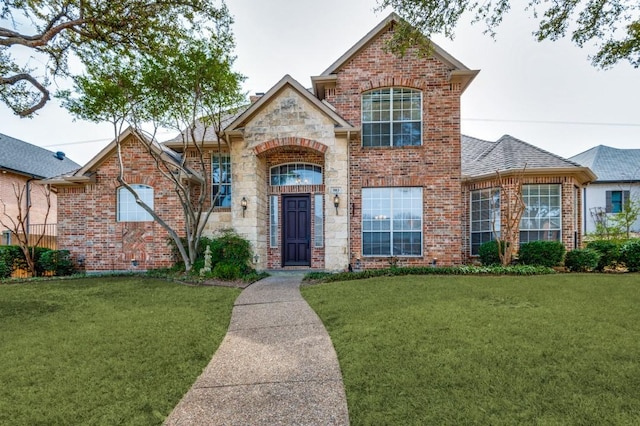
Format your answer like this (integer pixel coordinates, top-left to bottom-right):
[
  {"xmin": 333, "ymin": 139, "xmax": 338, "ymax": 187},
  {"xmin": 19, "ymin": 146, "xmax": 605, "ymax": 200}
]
[
  {"xmin": 333, "ymin": 194, "xmax": 340, "ymax": 215},
  {"xmin": 241, "ymin": 197, "xmax": 247, "ymax": 217}
]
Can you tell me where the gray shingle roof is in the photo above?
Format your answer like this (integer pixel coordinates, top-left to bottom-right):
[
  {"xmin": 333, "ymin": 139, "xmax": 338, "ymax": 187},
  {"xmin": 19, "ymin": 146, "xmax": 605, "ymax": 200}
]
[
  {"xmin": 462, "ymin": 134, "xmax": 585, "ymax": 177},
  {"xmin": 0, "ymin": 133, "xmax": 80, "ymax": 178},
  {"xmin": 569, "ymin": 145, "xmax": 640, "ymax": 182}
]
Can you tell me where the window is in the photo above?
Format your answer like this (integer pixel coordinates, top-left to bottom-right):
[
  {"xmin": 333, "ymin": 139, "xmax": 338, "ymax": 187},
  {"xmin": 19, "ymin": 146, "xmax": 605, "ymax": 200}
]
[
  {"xmin": 520, "ymin": 184, "xmax": 561, "ymax": 243},
  {"xmin": 470, "ymin": 188, "xmax": 500, "ymax": 255},
  {"xmin": 362, "ymin": 187, "xmax": 422, "ymax": 256},
  {"xmin": 314, "ymin": 194, "xmax": 323, "ymax": 248},
  {"xmin": 2, "ymin": 230, "xmax": 11, "ymax": 245},
  {"xmin": 270, "ymin": 163, "xmax": 322, "ymax": 186},
  {"xmin": 606, "ymin": 190, "xmax": 629, "ymax": 213},
  {"xmin": 269, "ymin": 195, "xmax": 278, "ymax": 248},
  {"xmin": 362, "ymin": 88, "xmax": 422, "ymax": 147},
  {"xmin": 117, "ymin": 185, "xmax": 153, "ymax": 222},
  {"xmin": 212, "ymin": 155, "xmax": 232, "ymax": 207}
]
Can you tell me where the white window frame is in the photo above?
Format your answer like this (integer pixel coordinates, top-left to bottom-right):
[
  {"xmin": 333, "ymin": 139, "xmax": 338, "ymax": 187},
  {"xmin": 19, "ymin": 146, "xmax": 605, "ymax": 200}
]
[
  {"xmin": 362, "ymin": 187, "xmax": 423, "ymax": 257},
  {"xmin": 520, "ymin": 184, "xmax": 562, "ymax": 243},
  {"xmin": 117, "ymin": 184, "xmax": 154, "ymax": 222},
  {"xmin": 470, "ymin": 188, "xmax": 501, "ymax": 256},
  {"xmin": 362, "ymin": 88, "xmax": 422, "ymax": 147},
  {"xmin": 212, "ymin": 154, "xmax": 232, "ymax": 207},
  {"xmin": 270, "ymin": 163, "xmax": 323, "ymax": 186}
]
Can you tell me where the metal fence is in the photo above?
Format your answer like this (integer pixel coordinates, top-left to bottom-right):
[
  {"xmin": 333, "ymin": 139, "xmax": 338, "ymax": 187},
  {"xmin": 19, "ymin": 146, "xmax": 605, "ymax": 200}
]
[{"xmin": 1, "ymin": 224, "xmax": 57, "ymax": 250}]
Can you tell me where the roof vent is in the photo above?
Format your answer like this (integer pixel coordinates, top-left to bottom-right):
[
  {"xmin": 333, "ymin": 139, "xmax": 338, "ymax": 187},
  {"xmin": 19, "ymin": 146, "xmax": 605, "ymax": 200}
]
[{"xmin": 55, "ymin": 151, "xmax": 65, "ymax": 160}]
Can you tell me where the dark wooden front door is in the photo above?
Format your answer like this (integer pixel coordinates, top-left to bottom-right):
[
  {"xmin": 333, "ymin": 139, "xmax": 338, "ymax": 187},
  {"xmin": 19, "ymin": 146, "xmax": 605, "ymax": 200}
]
[{"xmin": 282, "ymin": 195, "xmax": 311, "ymax": 266}]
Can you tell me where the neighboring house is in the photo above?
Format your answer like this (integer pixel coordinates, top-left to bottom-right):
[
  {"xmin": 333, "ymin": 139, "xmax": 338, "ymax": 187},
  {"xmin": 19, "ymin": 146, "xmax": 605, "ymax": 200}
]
[
  {"xmin": 0, "ymin": 133, "xmax": 80, "ymax": 247},
  {"xmin": 569, "ymin": 145, "xmax": 640, "ymax": 235},
  {"xmin": 49, "ymin": 13, "xmax": 595, "ymax": 273}
]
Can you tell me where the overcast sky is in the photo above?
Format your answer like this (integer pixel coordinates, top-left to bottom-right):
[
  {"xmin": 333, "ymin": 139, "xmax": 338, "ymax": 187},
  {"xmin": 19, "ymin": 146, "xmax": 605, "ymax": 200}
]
[{"xmin": 2, "ymin": 0, "xmax": 639, "ymax": 166}]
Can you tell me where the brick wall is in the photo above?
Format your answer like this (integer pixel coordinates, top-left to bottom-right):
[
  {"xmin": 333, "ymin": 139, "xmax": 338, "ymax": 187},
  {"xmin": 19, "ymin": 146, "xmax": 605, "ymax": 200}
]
[
  {"xmin": 57, "ymin": 135, "xmax": 185, "ymax": 272},
  {"xmin": 463, "ymin": 175, "xmax": 583, "ymax": 261},
  {"xmin": 328, "ymin": 27, "xmax": 464, "ymax": 267}
]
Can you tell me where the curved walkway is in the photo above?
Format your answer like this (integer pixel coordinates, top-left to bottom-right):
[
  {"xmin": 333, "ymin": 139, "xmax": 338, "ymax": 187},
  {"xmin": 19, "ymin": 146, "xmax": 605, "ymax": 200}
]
[{"xmin": 165, "ymin": 273, "xmax": 350, "ymax": 425}]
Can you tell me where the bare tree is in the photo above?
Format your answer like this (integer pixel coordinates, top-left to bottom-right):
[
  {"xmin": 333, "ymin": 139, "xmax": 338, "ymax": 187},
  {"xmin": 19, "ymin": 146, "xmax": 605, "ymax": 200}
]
[
  {"xmin": 0, "ymin": 181, "xmax": 53, "ymax": 276},
  {"xmin": 493, "ymin": 166, "xmax": 527, "ymax": 266}
]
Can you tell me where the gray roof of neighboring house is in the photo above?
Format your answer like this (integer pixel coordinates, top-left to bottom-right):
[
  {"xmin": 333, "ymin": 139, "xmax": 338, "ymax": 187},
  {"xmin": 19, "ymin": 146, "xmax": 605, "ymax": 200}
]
[
  {"xmin": 569, "ymin": 145, "xmax": 640, "ymax": 182},
  {"xmin": 462, "ymin": 134, "xmax": 585, "ymax": 177},
  {"xmin": 0, "ymin": 133, "xmax": 80, "ymax": 178}
]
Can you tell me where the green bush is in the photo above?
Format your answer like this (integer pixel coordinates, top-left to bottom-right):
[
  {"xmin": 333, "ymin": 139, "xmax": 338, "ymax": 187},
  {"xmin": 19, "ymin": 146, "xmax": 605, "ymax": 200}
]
[
  {"xmin": 209, "ymin": 229, "xmax": 252, "ymax": 270},
  {"xmin": 478, "ymin": 240, "xmax": 508, "ymax": 266},
  {"xmin": 620, "ymin": 239, "xmax": 640, "ymax": 272},
  {"xmin": 212, "ymin": 262, "xmax": 243, "ymax": 281},
  {"xmin": 0, "ymin": 245, "xmax": 50, "ymax": 276},
  {"xmin": 0, "ymin": 247, "xmax": 12, "ymax": 278},
  {"xmin": 564, "ymin": 249, "xmax": 600, "ymax": 272},
  {"xmin": 38, "ymin": 250, "xmax": 75, "ymax": 276},
  {"xmin": 518, "ymin": 240, "xmax": 566, "ymax": 267},
  {"xmin": 586, "ymin": 240, "xmax": 622, "ymax": 271}
]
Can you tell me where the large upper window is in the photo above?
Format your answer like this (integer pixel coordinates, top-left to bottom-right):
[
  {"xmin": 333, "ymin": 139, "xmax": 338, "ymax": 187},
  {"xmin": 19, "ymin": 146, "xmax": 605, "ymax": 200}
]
[
  {"xmin": 212, "ymin": 155, "xmax": 231, "ymax": 207},
  {"xmin": 270, "ymin": 163, "xmax": 322, "ymax": 186},
  {"xmin": 362, "ymin": 88, "xmax": 422, "ymax": 147},
  {"xmin": 117, "ymin": 185, "xmax": 153, "ymax": 222},
  {"xmin": 470, "ymin": 188, "xmax": 500, "ymax": 256},
  {"xmin": 520, "ymin": 184, "xmax": 561, "ymax": 243},
  {"xmin": 362, "ymin": 187, "xmax": 422, "ymax": 256}
]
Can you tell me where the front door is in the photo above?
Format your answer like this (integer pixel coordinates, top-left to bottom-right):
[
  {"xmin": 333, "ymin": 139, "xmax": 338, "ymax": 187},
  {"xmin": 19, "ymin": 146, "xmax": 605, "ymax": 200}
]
[{"xmin": 282, "ymin": 195, "xmax": 311, "ymax": 266}]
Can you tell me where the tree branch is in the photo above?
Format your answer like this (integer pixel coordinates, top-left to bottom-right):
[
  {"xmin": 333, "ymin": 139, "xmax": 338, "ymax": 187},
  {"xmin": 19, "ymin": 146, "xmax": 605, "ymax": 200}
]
[{"xmin": 0, "ymin": 73, "xmax": 51, "ymax": 116}]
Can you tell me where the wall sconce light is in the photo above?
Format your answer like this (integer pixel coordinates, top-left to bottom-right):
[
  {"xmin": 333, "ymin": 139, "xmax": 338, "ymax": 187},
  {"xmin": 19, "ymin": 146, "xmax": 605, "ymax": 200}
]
[
  {"xmin": 241, "ymin": 197, "xmax": 247, "ymax": 217},
  {"xmin": 333, "ymin": 194, "xmax": 340, "ymax": 215}
]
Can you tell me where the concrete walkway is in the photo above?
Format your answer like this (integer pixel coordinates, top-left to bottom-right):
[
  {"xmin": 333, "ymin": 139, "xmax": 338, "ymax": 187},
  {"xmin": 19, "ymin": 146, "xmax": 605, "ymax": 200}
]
[{"xmin": 164, "ymin": 273, "xmax": 350, "ymax": 425}]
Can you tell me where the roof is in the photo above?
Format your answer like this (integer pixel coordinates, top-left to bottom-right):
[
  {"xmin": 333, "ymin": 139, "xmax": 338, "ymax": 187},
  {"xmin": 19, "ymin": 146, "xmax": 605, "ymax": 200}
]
[
  {"xmin": 225, "ymin": 74, "xmax": 357, "ymax": 135},
  {"xmin": 312, "ymin": 12, "xmax": 479, "ymax": 95},
  {"xmin": 462, "ymin": 134, "xmax": 596, "ymax": 183},
  {"xmin": 569, "ymin": 145, "xmax": 640, "ymax": 182},
  {"xmin": 46, "ymin": 127, "xmax": 202, "ymax": 186},
  {"xmin": 0, "ymin": 133, "xmax": 80, "ymax": 178},
  {"xmin": 164, "ymin": 107, "xmax": 248, "ymax": 146}
]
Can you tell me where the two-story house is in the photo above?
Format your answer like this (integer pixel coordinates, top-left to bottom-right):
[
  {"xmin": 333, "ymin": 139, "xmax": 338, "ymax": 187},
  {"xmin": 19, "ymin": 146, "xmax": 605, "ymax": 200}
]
[{"xmin": 49, "ymin": 13, "xmax": 595, "ymax": 272}]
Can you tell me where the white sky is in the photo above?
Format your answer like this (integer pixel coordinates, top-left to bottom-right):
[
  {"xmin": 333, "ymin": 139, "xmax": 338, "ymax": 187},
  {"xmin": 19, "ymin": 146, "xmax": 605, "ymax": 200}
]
[{"xmin": 2, "ymin": 0, "xmax": 639, "ymax": 166}]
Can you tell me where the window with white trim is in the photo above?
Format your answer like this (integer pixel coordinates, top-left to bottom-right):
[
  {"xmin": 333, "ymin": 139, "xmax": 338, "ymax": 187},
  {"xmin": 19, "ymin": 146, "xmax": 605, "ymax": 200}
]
[
  {"xmin": 270, "ymin": 163, "xmax": 322, "ymax": 186},
  {"xmin": 269, "ymin": 195, "xmax": 278, "ymax": 248},
  {"xmin": 212, "ymin": 155, "xmax": 231, "ymax": 207},
  {"xmin": 117, "ymin": 185, "xmax": 154, "ymax": 222},
  {"xmin": 362, "ymin": 88, "xmax": 422, "ymax": 147},
  {"xmin": 520, "ymin": 184, "xmax": 561, "ymax": 243},
  {"xmin": 362, "ymin": 187, "xmax": 422, "ymax": 256},
  {"xmin": 470, "ymin": 188, "xmax": 500, "ymax": 255},
  {"xmin": 314, "ymin": 194, "xmax": 323, "ymax": 248}
]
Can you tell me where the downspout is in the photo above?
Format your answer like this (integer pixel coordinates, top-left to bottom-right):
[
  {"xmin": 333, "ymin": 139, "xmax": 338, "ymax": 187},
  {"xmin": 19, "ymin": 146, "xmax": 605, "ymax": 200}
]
[
  {"xmin": 583, "ymin": 187, "xmax": 587, "ymax": 235},
  {"xmin": 26, "ymin": 177, "xmax": 34, "ymax": 231},
  {"xmin": 346, "ymin": 130, "xmax": 351, "ymax": 271}
]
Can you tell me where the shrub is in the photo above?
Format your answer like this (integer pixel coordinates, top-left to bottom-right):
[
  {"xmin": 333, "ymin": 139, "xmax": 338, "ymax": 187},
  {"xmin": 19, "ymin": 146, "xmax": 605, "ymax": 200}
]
[
  {"xmin": 212, "ymin": 262, "xmax": 243, "ymax": 281},
  {"xmin": 620, "ymin": 239, "xmax": 640, "ymax": 272},
  {"xmin": 586, "ymin": 240, "xmax": 622, "ymax": 271},
  {"xmin": 477, "ymin": 240, "xmax": 507, "ymax": 266},
  {"xmin": 209, "ymin": 229, "xmax": 252, "ymax": 270},
  {"xmin": 0, "ymin": 247, "xmax": 12, "ymax": 278},
  {"xmin": 564, "ymin": 249, "xmax": 600, "ymax": 272},
  {"xmin": 518, "ymin": 240, "xmax": 566, "ymax": 267},
  {"xmin": 38, "ymin": 250, "xmax": 75, "ymax": 276}
]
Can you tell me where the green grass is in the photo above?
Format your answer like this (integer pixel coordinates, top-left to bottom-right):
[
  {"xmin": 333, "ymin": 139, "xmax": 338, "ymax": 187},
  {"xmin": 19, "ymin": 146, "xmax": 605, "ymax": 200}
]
[
  {"xmin": 0, "ymin": 277, "xmax": 240, "ymax": 425},
  {"xmin": 302, "ymin": 274, "xmax": 640, "ymax": 425}
]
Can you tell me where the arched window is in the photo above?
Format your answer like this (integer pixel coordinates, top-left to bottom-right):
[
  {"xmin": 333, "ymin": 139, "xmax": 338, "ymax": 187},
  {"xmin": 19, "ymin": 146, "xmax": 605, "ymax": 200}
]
[
  {"xmin": 270, "ymin": 163, "xmax": 322, "ymax": 186},
  {"xmin": 362, "ymin": 88, "xmax": 422, "ymax": 147},
  {"xmin": 117, "ymin": 184, "xmax": 154, "ymax": 222}
]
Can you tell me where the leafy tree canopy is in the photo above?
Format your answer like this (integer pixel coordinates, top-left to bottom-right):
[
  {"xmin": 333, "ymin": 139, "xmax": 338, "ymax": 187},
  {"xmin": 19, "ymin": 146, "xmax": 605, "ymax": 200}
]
[
  {"xmin": 0, "ymin": 0, "xmax": 230, "ymax": 117},
  {"xmin": 379, "ymin": 0, "xmax": 640, "ymax": 68}
]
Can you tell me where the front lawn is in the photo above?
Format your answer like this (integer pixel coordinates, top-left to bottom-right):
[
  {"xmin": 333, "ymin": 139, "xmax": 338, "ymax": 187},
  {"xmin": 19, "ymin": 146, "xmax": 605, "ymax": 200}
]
[
  {"xmin": 0, "ymin": 277, "xmax": 240, "ymax": 425},
  {"xmin": 302, "ymin": 274, "xmax": 640, "ymax": 425}
]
